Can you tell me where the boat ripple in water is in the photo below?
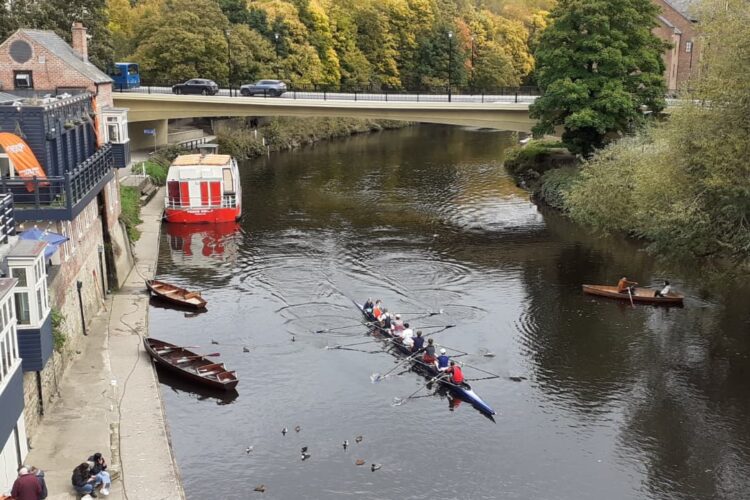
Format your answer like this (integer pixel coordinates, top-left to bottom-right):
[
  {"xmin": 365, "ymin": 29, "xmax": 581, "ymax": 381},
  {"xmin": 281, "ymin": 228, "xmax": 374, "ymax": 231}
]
[{"xmin": 392, "ymin": 397, "xmax": 405, "ymax": 407}]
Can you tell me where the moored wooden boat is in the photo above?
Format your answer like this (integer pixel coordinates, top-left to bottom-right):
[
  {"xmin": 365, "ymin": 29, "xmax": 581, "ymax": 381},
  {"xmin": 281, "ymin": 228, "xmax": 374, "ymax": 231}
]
[
  {"xmin": 143, "ymin": 337, "xmax": 238, "ymax": 391},
  {"xmin": 146, "ymin": 279, "xmax": 207, "ymax": 309},
  {"xmin": 582, "ymin": 284, "xmax": 684, "ymax": 306},
  {"xmin": 356, "ymin": 303, "xmax": 496, "ymax": 419}
]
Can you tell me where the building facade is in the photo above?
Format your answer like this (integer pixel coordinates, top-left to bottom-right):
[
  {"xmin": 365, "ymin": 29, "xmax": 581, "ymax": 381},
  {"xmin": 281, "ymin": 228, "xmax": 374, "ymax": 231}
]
[
  {"xmin": 0, "ymin": 24, "xmax": 134, "ymax": 442},
  {"xmin": 653, "ymin": 0, "xmax": 701, "ymax": 93}
]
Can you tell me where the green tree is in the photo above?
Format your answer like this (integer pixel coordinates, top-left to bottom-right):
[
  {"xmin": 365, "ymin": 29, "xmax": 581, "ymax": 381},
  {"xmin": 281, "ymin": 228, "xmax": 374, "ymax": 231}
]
[
  {"xmin": 529, "ymin": 0, "xmax": 667, "ymax": 156},
  {"xmin": 565, "ymin": 0, "xmax": 750, "ymax": 264}
]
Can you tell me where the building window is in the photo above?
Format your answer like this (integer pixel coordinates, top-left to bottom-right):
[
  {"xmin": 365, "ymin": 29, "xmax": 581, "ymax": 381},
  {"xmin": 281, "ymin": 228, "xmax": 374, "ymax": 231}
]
[
  {"xmin": 685, "ymin": 41, "xmax": 693, "ymax": 53},
  {"xmin": 14, "ymin": 292, "xmax": 30, "ymax": 325},
  {"xmin": 11, "ymin": 268, "xmax": 27, "ymax": 287},
  {"xmin": 13, "ymin": 71, "xmax": 33, "ymax": 89}
]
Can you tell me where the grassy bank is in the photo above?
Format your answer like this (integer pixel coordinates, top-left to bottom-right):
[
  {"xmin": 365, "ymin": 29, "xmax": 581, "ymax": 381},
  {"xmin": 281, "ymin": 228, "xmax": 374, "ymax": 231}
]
[
  {"xmin": 217, "ymin": 117, "xmax": 411, "ymax": 160},
  {"xmin": 119, "ymin": 185, "xmax": 143, "ymax": 241}
]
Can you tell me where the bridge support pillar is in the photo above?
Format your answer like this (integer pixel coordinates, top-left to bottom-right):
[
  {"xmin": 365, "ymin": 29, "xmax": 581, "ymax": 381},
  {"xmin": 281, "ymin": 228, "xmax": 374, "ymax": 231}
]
[{"xmin": 128, "ymin": 119, "xmax": 169, "ymax": 152}]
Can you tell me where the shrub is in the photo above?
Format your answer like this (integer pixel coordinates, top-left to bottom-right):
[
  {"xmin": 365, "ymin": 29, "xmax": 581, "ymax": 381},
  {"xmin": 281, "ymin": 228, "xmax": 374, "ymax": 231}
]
[
  {"xmin": 536, "ymin": 166, "xmax": 581, "ymax": 210},
  {"xmin": 119, "ymin": 186, "xmax": 143, "ymax": 242},
  {"xmin": 51, "ymin": 308, "xmax": 66, "ymax": 352},
  {"xmin": 503, "ymin": 140, "xmax": 570, "ymax": 179}
]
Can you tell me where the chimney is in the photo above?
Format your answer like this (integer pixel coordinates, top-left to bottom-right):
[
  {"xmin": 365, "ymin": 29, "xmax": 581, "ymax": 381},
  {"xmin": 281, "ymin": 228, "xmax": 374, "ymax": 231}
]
[{"xmin": 71, "ymin": 22, "xmax": 88, "ymax": 62}]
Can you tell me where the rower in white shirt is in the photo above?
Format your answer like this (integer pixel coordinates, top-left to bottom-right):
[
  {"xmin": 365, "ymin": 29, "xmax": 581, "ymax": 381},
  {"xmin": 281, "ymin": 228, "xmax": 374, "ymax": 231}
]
[{"xmin": 400, "ymin": 323, "xmax": 414, "ymax": 348}]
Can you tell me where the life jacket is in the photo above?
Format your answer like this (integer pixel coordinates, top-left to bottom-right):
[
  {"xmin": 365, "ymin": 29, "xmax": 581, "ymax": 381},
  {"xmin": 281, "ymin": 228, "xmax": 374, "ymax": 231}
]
[
  {"xmin": 449, "ymin": 365, "xmax": 464, "ymax": 384},
  {"xmin": 437, "ymin": 355, "xmax": 450, "ymax": 369}
]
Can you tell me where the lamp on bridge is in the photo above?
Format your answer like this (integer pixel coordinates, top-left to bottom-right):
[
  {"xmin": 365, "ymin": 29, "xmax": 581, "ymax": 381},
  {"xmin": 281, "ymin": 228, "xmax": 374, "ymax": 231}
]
[
  {"xmin": 224, "ymin": 28, "xmax": 233, "ymax": 93},
  {"xmin": 447, "ymin": 30, "xmax": 453, "ymax": 103},
  {"xmin": 470, "ymin": 35, "xmax": 475, "ymax": 90},
  {"xmin": 274, "ymin": 32, "xmax": 280, "ymax": 79}
]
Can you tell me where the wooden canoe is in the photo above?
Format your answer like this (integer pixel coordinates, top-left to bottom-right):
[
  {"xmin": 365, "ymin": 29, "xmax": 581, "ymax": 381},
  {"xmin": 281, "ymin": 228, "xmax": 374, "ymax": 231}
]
[
  {"xmin": 143, "ymin": 337, "xmax": 238, "ymax": 391},
  {"xmin": 582, "ymin": 284, "xmax": 684, "ymax": 306},
  {"xmin": 146, "ymin": 279, "xmax": 207, "ymax": 309}
]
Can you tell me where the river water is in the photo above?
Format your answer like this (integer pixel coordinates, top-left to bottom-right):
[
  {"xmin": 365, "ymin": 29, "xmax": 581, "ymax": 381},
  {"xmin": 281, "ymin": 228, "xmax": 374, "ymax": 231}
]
[{"xmin": 149, "ymin": 125, "xmax": 750, "ymax": 500}]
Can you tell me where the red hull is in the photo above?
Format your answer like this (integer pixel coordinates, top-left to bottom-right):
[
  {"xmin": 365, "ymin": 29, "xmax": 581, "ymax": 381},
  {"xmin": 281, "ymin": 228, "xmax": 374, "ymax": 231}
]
[{"xmin": 165, "ymin": 207, "xmax": 241, "ymax": 224}]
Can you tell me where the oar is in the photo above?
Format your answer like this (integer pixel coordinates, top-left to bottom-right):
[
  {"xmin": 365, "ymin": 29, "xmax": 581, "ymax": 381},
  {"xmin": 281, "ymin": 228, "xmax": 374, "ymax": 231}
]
[
  {"xmin": 627, "ymin": 288, "xmax": 635, "ymax": 308},
  {"xmin": 326, "ymin": 325, "xmax": 456, "ymax": 350},
  {"xmin": 175, "ymin": 353, "xmax": 220, "ymax": 363},
  {"xmin": 372, "ymin": 351, "xmax": 422, "ymax": 382},
  {"xmin": 314, "ymin": 321, "xmax": 373, "ymax": 333},
  {"xmin": 393, "ymin": 373, "xmax": 445, "ymax": 406},
  {"xmin": 457, "ymin": 362, "xmax": 503, "ymax": 379}
]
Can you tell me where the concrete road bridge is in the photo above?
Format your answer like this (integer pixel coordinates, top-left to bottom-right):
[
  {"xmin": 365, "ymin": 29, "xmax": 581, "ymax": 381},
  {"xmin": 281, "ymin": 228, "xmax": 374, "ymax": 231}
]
[{"xmin": 113, "ymin": 88, "xmax": 539, "ymax": 150}]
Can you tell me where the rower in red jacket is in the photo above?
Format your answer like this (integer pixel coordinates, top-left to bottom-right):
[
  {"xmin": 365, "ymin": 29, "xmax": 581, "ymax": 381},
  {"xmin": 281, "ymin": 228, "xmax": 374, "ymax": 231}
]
[{"xmin": 445, "ymin": 361, "xmax": 464, "ymax": 384}]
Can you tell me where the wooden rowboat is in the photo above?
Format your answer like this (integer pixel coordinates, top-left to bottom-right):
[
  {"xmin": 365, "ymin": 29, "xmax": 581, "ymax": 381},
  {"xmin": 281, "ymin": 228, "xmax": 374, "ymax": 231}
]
[
  {"xmin": 582, "ymin": 284, "xmax": 684, "ymax": 306},
  {"xmin": 143, "ymin": 337, "xmax": 238, "ymax": 391},
  {"xmin": 356, "ymin": 303, "xmax": 496, "ymax": 419},
  {"xmin": 146, "ymin": 279, "xmax": 207, "ymax": 309}
]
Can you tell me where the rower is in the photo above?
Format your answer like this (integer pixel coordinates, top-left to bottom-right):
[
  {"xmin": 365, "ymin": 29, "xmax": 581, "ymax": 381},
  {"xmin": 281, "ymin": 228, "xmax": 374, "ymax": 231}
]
[
  {"xmin": 400, "ymin": 323, "xmax": 414, "ymax": 348},
  {"xmin": 616, "ymin": 276, "xmax": 638, "ymax": 294},
  {"xmin": 411, "ymin": 331, "xmax": 425, "ymax": 353},
  {"xmin": 436, "ymin": 348, "xmax": 450, "ymax": 372},
  {"xmin": 422, "ymin": 338, "xmax": 436, "ymax": 364},
  {"xmin": 372, "ymin": 300, "xmax": 383, "ymax": 321},
  {"xmin": 381, "ymin": 308, "xmax": 393, "ymax": 329},
  {"xmin": 445, "ymin": 361, "xmax": 464, "ymax": 384},
  {"xmin": 391, "ymin": 314, "xmax": 404, "ymax": 333}
]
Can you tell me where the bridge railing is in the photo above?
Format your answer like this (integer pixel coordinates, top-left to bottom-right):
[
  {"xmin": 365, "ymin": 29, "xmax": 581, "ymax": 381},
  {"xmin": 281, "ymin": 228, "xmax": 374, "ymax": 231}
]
[{"xmin": 114, "ymin": 82, "xmax": 541, "ymax": 103}]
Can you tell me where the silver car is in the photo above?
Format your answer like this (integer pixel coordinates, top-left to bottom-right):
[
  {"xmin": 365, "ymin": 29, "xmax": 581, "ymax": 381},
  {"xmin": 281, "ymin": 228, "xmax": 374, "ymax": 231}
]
[{"xmin": 240, "ymin": 80, "xmax": 287, "ymax": 97}]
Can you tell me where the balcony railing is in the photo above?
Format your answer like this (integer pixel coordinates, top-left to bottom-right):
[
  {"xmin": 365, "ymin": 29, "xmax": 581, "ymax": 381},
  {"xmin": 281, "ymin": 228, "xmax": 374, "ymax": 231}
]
[
  {"xmin": 0, "ymin": 193, "xmax": 14, "ymax": 244},
  {"xmin": 0, "ymin": 144, "xmax": 114, "ymax": 221},
  {"xmin": 166, "ymin": 194, "xmax": 238, "ymax": 210}
]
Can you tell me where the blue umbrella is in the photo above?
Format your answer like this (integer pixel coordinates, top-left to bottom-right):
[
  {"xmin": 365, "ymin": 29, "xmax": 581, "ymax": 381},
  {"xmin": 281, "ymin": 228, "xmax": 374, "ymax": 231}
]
[{"xmin": 19, "ymin": 228, "xmax": 70, "ymax": 259}]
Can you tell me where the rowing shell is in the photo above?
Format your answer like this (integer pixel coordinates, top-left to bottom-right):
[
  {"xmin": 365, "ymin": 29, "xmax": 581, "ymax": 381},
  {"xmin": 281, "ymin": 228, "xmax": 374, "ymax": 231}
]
[{"xmin": 356, "ymin": 303, "xmax": 496, "ymax": 419}]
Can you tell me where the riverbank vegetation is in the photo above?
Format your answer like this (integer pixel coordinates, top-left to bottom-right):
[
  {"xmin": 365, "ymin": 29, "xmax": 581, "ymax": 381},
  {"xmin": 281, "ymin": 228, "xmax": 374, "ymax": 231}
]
[
  {"xmin": 515, "ymin": 0, "xmax": 750, "ymax": 267},
  {"xmin": 216, "ymin": 117, "xmax": 410, "ymax": 159},
  {"xmin": 119, "ymin": 186, "xmax": 143, "ymax": 242}
]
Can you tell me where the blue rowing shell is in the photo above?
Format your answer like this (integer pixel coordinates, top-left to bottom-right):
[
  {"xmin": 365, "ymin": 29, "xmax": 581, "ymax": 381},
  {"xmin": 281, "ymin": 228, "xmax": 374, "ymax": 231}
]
[{"xmin": 355, "ymin": 302, "xmax": 496, "ymax": 418}]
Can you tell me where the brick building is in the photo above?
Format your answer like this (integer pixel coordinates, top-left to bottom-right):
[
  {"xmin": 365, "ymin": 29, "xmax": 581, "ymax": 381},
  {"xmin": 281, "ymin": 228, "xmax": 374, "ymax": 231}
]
[
  {"xmin": 0, "ymin": 23, "xmax": 134, "ymax": 455},
  {"xmin": 653, "ymin": 0, "xmax": 700, "ymax": 92}
]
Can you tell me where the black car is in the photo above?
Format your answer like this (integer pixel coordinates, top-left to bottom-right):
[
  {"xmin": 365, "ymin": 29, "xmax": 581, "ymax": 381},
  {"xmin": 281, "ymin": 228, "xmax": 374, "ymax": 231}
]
[{"xmin": 172, "ymin": 79, "xmax": 219, "ymax": 95}]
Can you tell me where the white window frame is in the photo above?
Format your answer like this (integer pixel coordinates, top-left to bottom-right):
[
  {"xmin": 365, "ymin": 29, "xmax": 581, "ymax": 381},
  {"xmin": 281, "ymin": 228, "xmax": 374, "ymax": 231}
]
[
  {"xmin": 8, "ymin": 253, "xmax": 48, "ymax": 329},
  {"xmin": 685, "ymin": 41, "xmax": 693, "ymax": 53},
  {"xmin": 0, "ymin": 286, "xmax": 20, "ymax": 390}
]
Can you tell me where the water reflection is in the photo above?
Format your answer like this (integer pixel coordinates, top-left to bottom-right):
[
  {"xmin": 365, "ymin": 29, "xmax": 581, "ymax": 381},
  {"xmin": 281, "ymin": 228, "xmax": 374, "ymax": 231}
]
[
  {"xmin": 165, "ymin": 221, "xmax": 241, "ymax": 262},
  {"xmin": 155, "ymin": 365, "xmax": 239, "ymax": 405}
]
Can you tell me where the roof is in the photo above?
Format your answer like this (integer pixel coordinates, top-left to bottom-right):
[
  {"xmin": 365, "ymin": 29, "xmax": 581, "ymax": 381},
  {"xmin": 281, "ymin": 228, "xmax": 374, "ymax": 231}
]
[
  {"xmin": 7, "ymin": 239, "xmax": 47, "ymax": 258},
  {"xmin": 0, "ymin": 92, "xmax": 20, "ymax": 104},
  {"xmin": 663, "ymin": 0, "xmax": 699, "ymax": 21},
  {"xmin": 171, "ymin": 154, "xmax": 232, "ymax": 167},
  {"xmin": 15, "ymin": 29, "xmax": 112, "ymax": 84},
  {"xmin": 0, "ymin": 278, "xmax": 18, "ymax": 298}
]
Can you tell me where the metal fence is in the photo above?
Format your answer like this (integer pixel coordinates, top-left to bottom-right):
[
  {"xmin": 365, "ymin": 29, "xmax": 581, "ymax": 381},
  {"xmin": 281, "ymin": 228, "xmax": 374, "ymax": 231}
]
[{"xmin": 114, "ymin": 83, "xmax": 541, "ymax": 103}]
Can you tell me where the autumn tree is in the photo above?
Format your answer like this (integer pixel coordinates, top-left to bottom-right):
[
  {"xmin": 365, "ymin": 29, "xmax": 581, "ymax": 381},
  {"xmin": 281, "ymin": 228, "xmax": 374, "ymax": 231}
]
[{"xmin": 530, "ymin": 0, "xmax": 667, "ymax": 156}]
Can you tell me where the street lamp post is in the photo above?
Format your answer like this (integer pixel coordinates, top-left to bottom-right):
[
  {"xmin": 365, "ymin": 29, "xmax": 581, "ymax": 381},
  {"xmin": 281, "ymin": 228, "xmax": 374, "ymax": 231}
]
[
  {"xmin": 470, "ymin": 35, "xmax": 475, "ymax": 90},
  {"xmin": 274, "ymin": 32, "xmax": 280, "ymax": 79},
  {"xmin": 447, "ymin": 30, "xmax": 453, "ymax": 103},
  {"xmin": 225, "ymin": 28, "xmax": 232, "ymax": 95}
]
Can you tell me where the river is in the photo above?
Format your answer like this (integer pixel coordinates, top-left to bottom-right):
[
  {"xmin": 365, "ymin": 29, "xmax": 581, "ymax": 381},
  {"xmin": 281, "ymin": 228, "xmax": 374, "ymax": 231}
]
[{"xmin": 149, "ymin": 125, "xmax": 750, "ymax": 500}]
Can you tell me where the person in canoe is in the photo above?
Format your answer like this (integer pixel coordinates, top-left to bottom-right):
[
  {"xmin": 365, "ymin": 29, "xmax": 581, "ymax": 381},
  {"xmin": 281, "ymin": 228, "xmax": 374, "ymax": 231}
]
[
  {"xmin": 380, "ymin": 308, "xmax": 393, "ymax": 329},
  {"xmin": 436, "ymin": 348, "xmax": 450, "ymax": 372},
  {"xmin": 445, "ymin": 361, "xmax": 464, "ymax": 384},
  {"xmin": 411, "ymin": 330, "xmax": 425, "ymax": 353},
  {"xmin": 391, "ymin": 314, "xmax": 404, "ymax": 333},
  {"xmin": 372, "ymin": 300, "xmax": 383, "ymax": 321},
  {"xmin": 654, "ymin": 280, "xmax": 673, "ymax": 297},
  {"xmin": 422, "ymin": 338, "xmax": 437, "ymax": 364},
  {"xmin": 616, "ymin": 276, "xmax": 638, "ymax": 294}
]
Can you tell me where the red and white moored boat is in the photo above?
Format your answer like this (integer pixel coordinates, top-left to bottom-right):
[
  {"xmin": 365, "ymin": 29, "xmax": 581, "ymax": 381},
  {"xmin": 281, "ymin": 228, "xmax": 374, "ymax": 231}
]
[{"xmin": 165, "ymin": 154, "xmax": 242, "ymax": 223}]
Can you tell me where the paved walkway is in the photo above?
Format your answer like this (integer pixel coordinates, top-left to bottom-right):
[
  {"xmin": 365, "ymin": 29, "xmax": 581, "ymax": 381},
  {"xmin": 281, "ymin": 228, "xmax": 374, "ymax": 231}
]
[{"xmin": 26, "ymin": 188, "xmax": 184, "ymax": 499}]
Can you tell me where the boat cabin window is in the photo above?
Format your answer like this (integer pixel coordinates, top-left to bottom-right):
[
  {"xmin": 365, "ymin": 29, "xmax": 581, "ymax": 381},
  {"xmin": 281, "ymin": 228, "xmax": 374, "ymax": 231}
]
[{"xmin": 223, "ymin": 168, "xmax": 234, "ymax": 193}]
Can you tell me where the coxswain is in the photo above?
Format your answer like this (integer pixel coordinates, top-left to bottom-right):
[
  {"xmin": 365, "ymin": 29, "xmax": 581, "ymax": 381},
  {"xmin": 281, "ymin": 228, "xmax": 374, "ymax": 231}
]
[
  {"xmin": 411, "ymin": 331, "xmax": 425, "ymax": 353},
  {"xmin": 400, "ymin": 323, "xmax": 414, "ymax": 348},
  {"xmin": 363, "ymin": 298, "xmax": 374, "ymax": 315},
  {"xmin": 445, "ymin": 361, "xmax": 464, "ymax": 384},
  {"xmin": 422, "ymin": 338, "xmax": 437, "ymax": 364},
  {"xmin": 436, "ymin": 348, "xmax": 450, "ymax": 372},
  {"xmin": 616, "ymin": 276, "xmax": 638, "ymax": 294}
]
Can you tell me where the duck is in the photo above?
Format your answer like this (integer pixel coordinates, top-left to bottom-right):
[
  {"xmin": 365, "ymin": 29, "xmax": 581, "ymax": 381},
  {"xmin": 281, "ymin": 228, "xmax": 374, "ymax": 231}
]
[
  {"xmin": 254, "ymin": 484, "xmax": 266, "ymax": 492},
  {"xmin": 242, "ymin": 346, "xmax": 250, "ymax": 353},
  {"xmin": 300, "ymin": 446, "xmax": 308, "ymax": 453},
  {"xmin": 245, "ymin": 446, "xmax": 253, "ymax": 454},
  {"xmin": 371, "ymin": 463, "xmax": 382, "ymax": 472},
  {"xmin": 355, "ymin": 459, "xmax": 365, "ymax": 466},
  {"xmin": 342, "ymin": 440, "xmax": 349, "ymax": 450},
  {"xmin": 355, "ymin": 435, "xmax": 363, "ymax": 443},
  {"xmin": 301, "ymin": 452, "xmax": 311, "ymax": 461},
  {"xmin": 291, "ymin": 336, "xmax": 296, "ymax": 342},
  {"xmin": 294, "ymin": 425, "xmax": 301, "ymax": 433},
  {"xmin": 281, "ymin": 427, "xmax": 288, "ymax": 435},
  {"xmin": 210, "ymin": 339, "xmax": 219, "ymax": 345}
]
